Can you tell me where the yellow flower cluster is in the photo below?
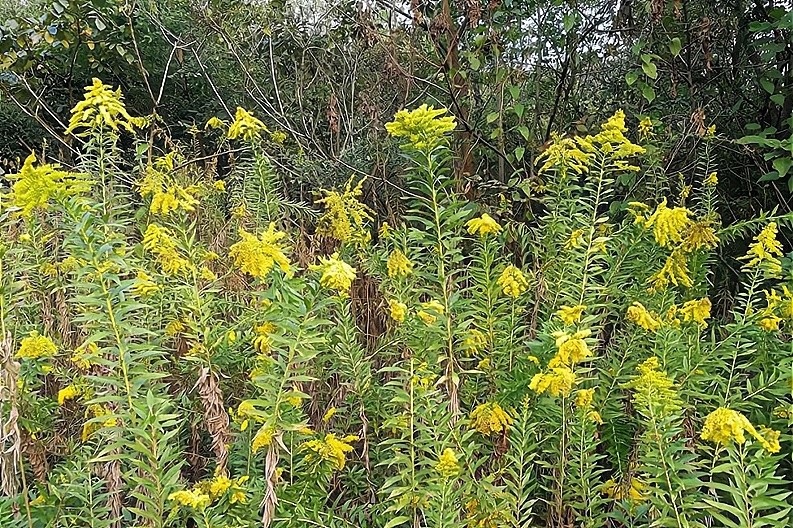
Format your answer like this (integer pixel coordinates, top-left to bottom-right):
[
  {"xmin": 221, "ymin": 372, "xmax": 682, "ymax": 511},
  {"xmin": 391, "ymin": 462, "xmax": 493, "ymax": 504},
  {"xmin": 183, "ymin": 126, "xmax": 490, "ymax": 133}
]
[
  {"xmin": 66, "ymin": 78, "xmax": 145, "ymax": 135},
  {"xmin": 57, "ymin": 384, "xmax": 81, "ymax": 405},
  {"xmin": 626, "ymin": 302, "xmax": 662, "ymax": 331},
  {"xmin": 529, "ymin": 366, "xmax": 577, "ymax": 397},
  {"xmin": 253, "ymin": 322, "xmax": 276, "ymax": 353},
  {"xmin": 464, "ymin": 329, "xmax": 488, "ymax": 354},
  {"xmin": 385, "ymin": 104, "xmax": 456, "ymax": 150},
  {"xmin": 70, "ymin": 342, "xmax": 98, "ymax": 370},
  {"xmin": 388, "ymin": 299, "xmax": 407, "ymax": 323},
  {"xmin": 252, "ymin": 425, "xmax": 275, "ymax": 453},
  {"xmin": 700, "ymin": 407, "xmax": 780, "ymax": 453},
  {"xmin": 387, "ymin": 249, "xmax": 413, "ymax": 278},
  {"xmin": 132, "ymin": 270, "xmax": 160, "ymax": 297},
  {"xmin": 757, "ymin": 286, "xmax": 793, "ymax": 331},
  {"xmin": 6, "ymin": 153, "xmax": 91, "ymax": 217},
  {"xmin": 680, "ymin": 220, "xmax": 720, "ymax": 252},
  {"xmin": 15, "ymin": 332, "xmax": 57, "ymax": 359},
  {"xmin": 168, "ymin": 489, "xmax": 211, "ymax": 510},
  {"xmin": 739, "ymin": 222, "xmax": 783, "ymax": 277},
  {"xmin": 705, "ymin": 171, "xmax": 718, "ymax": 186},
  {"xmin": 466, "ymin": 213, "xmax": 502, "ymax": 236},
  {"xmin": 142, "ymin": 224, "xmax": 193, "ymax": 276},
  {"xmin": 551, "ymin": 329, "xmax": 592, "ymax": 366},
  {"xmin": 311, "ymin": 253, "xmax": 357, "ymax": 295},
  {"xmin": 417, "ymin": 299, "xmax": 445, "ymax": 325},
  {"xmin": 602, "ymin": 477, "xmax": 647, "ymax": 502},
  {"xmin": 638, "ymin": 116, "xmax": 654, "ymax": 140},
  {"xmin": 435, "ymin": 448, "xmax": 461, "ymax": 478},
  {"xmin": 679, "ymin": 298, "xmax": 711, "ymax": 327},
  {"xmin": 537, "ymin": 133, "xmax": 593, "ymax": 175},
  {"xmin": 644, "ymin": 198, "xmax": 690, "ymax": 248},
  {"xmin": 229, "ymin": 224, "xmax": 291, "ymax": 279},
  {"xmin": 81, "ymin": 404, "xmax": 116, "ymax": 441},
  {"xmin": 227, "ymin": 107, "xmax": 268, "ymax": 141},
  {"xmin": 623, "ymin": 357, "xmax": 680, "ymax": 414},
  {"xmin": 302, "ymin": 433, "xmax": 358, "ymax": 470},
  {"xmin": 575, "ymin": 388, "xmax": 602, "ymax": 424},
  {"xmin": 137, "ymin": 154, "xmax": 200, "ymax": 216},
  {"xmin": 648, "ymin": 249, "xmax": 693, "ymax": 291},
  {"xmin": 469, "ymin": 402, "xmax": 512, "ymax": 435},
  {"xmin": 316, "ymin": 177, "xmax": 373, "ymax": 244},
  {"xmin": 577, "ymin": 110, "xmax": 646, "ymax": 163},
  {"xmin": 497, "ymin": 265, "xmax": 529, "ymax": 298},
  {"xmin": 556, "ymin": 304, "xmax": 586, "ymax": 325}
]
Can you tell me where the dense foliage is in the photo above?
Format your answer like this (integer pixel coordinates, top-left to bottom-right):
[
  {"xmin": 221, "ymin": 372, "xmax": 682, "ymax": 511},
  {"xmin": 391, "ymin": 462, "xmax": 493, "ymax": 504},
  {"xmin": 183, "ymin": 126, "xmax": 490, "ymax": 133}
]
[{"xmin": 1, "ymin": 1, "xmax": 792, "ymax": 528}]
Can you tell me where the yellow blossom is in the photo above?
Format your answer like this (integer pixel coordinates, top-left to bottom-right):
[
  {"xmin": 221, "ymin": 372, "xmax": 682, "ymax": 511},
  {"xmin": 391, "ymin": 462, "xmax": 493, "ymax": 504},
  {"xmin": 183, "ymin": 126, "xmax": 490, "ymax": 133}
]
[
  {"xmin": 15, "ymin": 332, "xmax": 57, "ymax": 360},
  {"xmin": 705, "ymin": 172, "xmax": 718, "ymax": 186},
  {"xmin": 142, "ymin": 224, "xmax": 193, "ymax": 276},
  {"xmin": 681, "ymin": 220, "xmax": 720, "ymax": 252},
  {"xmin": 469, "ymin": 402, "xmax": 512, "ymax": 435},
  {"xmin": 627, "ymin": 201, "xmax": 650, "ymax": 225},
  {"xmin": 760, "ymin": 315, "xmax": 781, "ymax": 331},
  {"xmin": 165, "ymin": 319, "xmax": 185, "ymax": 336},
  {"xmin": 66, "ymin": 78, "xmax": 144, "ymax": 135},
  {"xmin": 199, "ymin": 266, "xmax": 217, "ymax": 282},
  {"xmin": 132, "ymin": 270, "xmax": 159, "ymax": 297},
  {"xmin": 464, "ymin": 329, "xmax": 488, "ymax": 354},
  {"xmin": 435, "ymin": 448, "xmax": 461, "ymax": 478},
  {"xmin": 323, "ymin": 407, "xmax": 337, "ymax": 422},
  {"xmin": 388, "ymin": 299, "xmax": 408, "ymax": 323},
  {"xmin": 680, "ymin": 298, "xmax": 711, "ymax": 327},
  {"xmin": 57, "ymin": 384, "xmax": 81, "ymax": 405},
  {"xmin": 648, "ymin": 250, "xmax": 693, "ymax": 291},
  {"xmin": 498, "ymin": 265, "xmax": 529, "ymax": 298},
  {"xmin": 638, "ymin": 116, "xmax": 654, "ymax": 140},
  {"xmin": 565, "ymin": 229, "xmax": 585, "ymax": 249},
  {"xmin": 385, "ymin": 104, "xmax": 456, "ymax": 150},
  {"xmin": 739, "ymin": 222, "xmax": 783, "ymax": 276},
  {"xmin": 81, "ymin": 404, "xmax": 116, "ymax": 441},
  {"xmin": 701, "ymin": 407, "xmax": 780, "ymax": 453},
  {"xmin": 417, "ymin": 299, "xmax": 445, "ymax": 325},
  {"xmin": 205, "ymin": 116, "xmax": 226, "ymax": 130},
  {"xmin": 316, "ymin": 177, "xmax": 373, "ymax": 243},
  {"xmin": 302, "ymin": 433, "xmax": 358, "ymax": 470},
  {"xmin": 623, "ymin": 357, "xmax": 680, "ymax": 414},
  {"xmin": 551, "ymin": 329, "xmax": 592, "ymax": 365},
  {"xmin": 311, "ymin": 253, "xmax": 357, "ymax": 295},
  {"xmin": 575, "ymin": 388, "xmax": 595, "ymax": 409},
  {"xmin": 227, "ymin": 107, "xmax": 268, "ymax": 141},
  {"xmin": 379, "ymin": 222, "xmax": 392, "ymax": 239},
  {"xmin": 529, "ymin": 367, "xmax": 577, "ymax": 397},
  {"xmin": 626, "ymin": 302, "xmax": 663, "ymax": 332},
  {"xmin": 387, "ymin": 249, "xmax": 413, "ymax": 278},
  {"xmin": 644, "ymin": 198, "xmax": 691, "ymax": 248},
  {"xmin": 168, "ymin": 489, "xmax": 211, "ymax": 510},
  {"xmin": 251, "ymin": 425, "xmax": 275, "ymax": 453},
  {"xmin": 466, "ymin": 213, "xmax": 502, "ymax": 236},
  {"xmin": 6, "ymin": 153, "xmax": 91, "ymax": 217},
  {"xmin": 556, "ymin": 304, "xmax": 586, "ymax": 325},
  {"xmin": 229, "ymin": 224, "xmax": 290, "ymax": 279},
  {"xmin": 253, "ymin": 322, "xmax": 276, "ymax": 353},
  {"xmin": 537, "ymin": 132, "xmax": 592, "ymax": 175}
]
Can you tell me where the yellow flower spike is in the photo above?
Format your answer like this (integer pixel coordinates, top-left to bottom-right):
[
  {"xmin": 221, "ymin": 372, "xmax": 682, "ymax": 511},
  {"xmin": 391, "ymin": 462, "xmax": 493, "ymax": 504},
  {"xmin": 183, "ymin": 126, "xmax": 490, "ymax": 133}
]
[
  {"xmin": 205, "ymin": 116, "xmax": 226, "ymax": 130},
  {"xmin": 131, "ymin": 270, "xmax": 160, "ymax": 297},
  {"xmin": 386, "ymin": 249, "xmax": 413, "ymax": 278},
  {"xmin": 301, "ymin": 433, "xmax": 357, "ymax": 470},
  {"xmin": 626, "ymin": 302, "xmax": 663, "ymax": 332},
  {"xmin": 229, "ymin": 223, "xmax": 291, "ymax": 279},
  {"xmin": 142, "ymin": 224, "xmax": 194, "ymax": 276},
  {"xmin": 551, "ymin": 329, "xmax": 592, "ymax": 366},
  {"xmin": 469, "ymin": 402, "xmax": 512, "ymax": 435},
  {"xmin": 529, "ymin": 367, "xmax": 577, "ymax": 397},
  {"xmin": 701, "ymin": 407, "xmax": 781, "ymax": 453},
  {"xmin": 311, "ymin": 253, "xmax": 357, "ymax": 295},
  {"xmin": 323, "ymin": 407, "xmax": 337, "ymax": 422},
  {"xmin": 15, "ymin": 332, "xmax": 57, "ymax": 360},
  {"xmin": 679, "ymin": 298, "xmax": 711, "ymax": 327},
  {"xmin": 575, "ymin": 388, "xmax": 595, "ymax": 409},
  {"xmin": 623, "ymin": 357, "xmax": 680, "ymax": 413},
  {"xmin": 464, "ymin": 329, "xmax": 488, "ymax": 354},
  {"xmin": 705, "ymin": 171, "xmax": 718, "ymax": 186},
  {"xmin": 168, "ymin": 489, "xmax": 211, "ymax": 510},
  {"xmin": 556, "ymin": 304, "xmax": 586, "ymax": 325},
  {"xmin": 759, "ymin": 315, "xmax": 781, "ymax": 331},
  {"xmin": 739, "ymin": 222, "xmax": 784, "ymax": 277},
  {"xmin": 648, "ymin": 249, "xmax": 693, "ymax": 291},
  {"xmin": 388, "ymin": 299, "xmax": 407, "ymax": 323},
  {"xmin": 316, "ymin": 176, "xmax": 373, "ymax": 244},
  {"xmin": 417, "ymin": 299, "xmax": 445, "ymax": 325},
  {"xmin": 251, "ymin": 425, "xmax": 275, "ymax": 453},
  {"xmin": 435, "ymin": 448, "xmax": 461, "ymax": 478},
  {"xmin": 681, "ymin": 220, "xmax": 720, "ymax": 252},
  {"xmin": 227, "ymin": 107, "xmax": 268, "ymax": 141},
  {"xmin": 536, "ymin": 132, "xmax": 592, "ymax": 175},
  {"xmin": 466, "ymin": 213, "xmax": 502, "ymax": 236},
  {"xmin": 644, "ymin": 198, "xmax": 692, "ymax": 248},
  {"xmin": 6, "ymin": 153, "xmax": 92, "ymax": 217},
  {"xmin": 497, "ymin": 265, "xmax": 529, "ymax": 298},
  {"xmin": 57, "ymin": 384, "xmax": 81, "ymax": 405},
  {"xmin": 385, "ymin": 104, "xmax": 456, "ymax": 150},
  {"xmin": 66, "ymin": 78, "xmax": 144, "ymax": 135}
]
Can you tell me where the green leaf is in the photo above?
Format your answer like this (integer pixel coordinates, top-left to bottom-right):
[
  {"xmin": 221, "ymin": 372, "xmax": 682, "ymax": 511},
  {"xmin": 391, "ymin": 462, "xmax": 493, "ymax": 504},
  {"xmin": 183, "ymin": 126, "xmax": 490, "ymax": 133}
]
[
  {"xmin": 773, "ymin": 157, "xmax": 792, "ymax": 177},
  {"xmin": 642, "ymin": 61, "xmax": 658, "ymax": 79},
  {"xmin": 508, "ymin": 85, "xmax": 520, "ymax": 100},
  {"xmin": 761, "ymin": 78, "xmax": 775, "ymax": 94},
  {"xmin": 771, "ymin": 93, "xmax": 785, "ymax": 106},
  {"xmin": 469, "ymin": 55, "xmax": 481, "ymax": 71},
  {"xmin": 517, "ymin": 125, "xmax": 530, "ymax": 141},
  {"xmin": 383, "ymin": 516, "xmax": 410, "ymax": 528},
  {"xmin": 514, "ymin": 146, "xmax": 525, "ymax": 161},
  {"xmin": 625, "ymin": 70, "xmax": 639, "ymax": 86},
  {"xmin": 641, "ymin": 84, "xmax": 656, "ymax": 103},
  {"xmin": 669, "ymin": 37, "xmax": 682, "ymax": 57},
  {"xmin": 513, "ymin": 102, "xmax": 524, "ymax": 118},
  {"xmin": 486, "ymin": 111, "xmax": 500, "ymax": 124}
]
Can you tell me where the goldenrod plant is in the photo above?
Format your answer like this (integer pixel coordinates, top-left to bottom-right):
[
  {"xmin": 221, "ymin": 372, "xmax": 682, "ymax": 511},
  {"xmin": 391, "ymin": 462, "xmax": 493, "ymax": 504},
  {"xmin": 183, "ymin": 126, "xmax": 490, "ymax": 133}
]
[{"xmin": 0, "ymin": 80, "xmax": 791, "ymax": 528}]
